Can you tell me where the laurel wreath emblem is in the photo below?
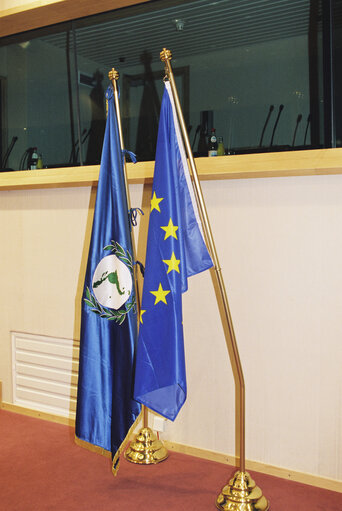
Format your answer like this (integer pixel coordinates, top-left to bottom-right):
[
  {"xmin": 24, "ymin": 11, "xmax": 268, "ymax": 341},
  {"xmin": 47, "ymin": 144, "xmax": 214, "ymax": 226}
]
[{"xmin": 84, "ymin": 241, "xmax": 136, "ymax": 325}]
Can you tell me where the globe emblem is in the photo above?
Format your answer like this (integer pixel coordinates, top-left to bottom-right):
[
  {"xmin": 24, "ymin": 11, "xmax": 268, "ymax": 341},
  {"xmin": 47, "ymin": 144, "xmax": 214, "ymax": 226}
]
[{"xmin": 92, "ymin": 254, "xmax": 132, "ymax": 310}]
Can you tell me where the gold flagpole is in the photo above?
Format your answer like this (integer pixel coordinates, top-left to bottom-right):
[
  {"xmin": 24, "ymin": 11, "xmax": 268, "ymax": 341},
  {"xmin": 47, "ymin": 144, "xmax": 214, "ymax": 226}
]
[
  {"xmin": 108, "ymin": 68, "xmax": 168, "ymax": 466},
  {"xmin": 160, "ymin": 49, "xmax": 269, "ymax": 511},
  {"xmin": 108, "ymin": 69, "xmax": 141, "ymax": 321}
]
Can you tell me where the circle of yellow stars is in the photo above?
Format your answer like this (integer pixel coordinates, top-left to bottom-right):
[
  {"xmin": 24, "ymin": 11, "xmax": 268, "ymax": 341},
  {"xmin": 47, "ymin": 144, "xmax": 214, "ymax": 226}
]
[{"xmin": 140, "ymin": 191, "xmax": 181, "ymax": 323}]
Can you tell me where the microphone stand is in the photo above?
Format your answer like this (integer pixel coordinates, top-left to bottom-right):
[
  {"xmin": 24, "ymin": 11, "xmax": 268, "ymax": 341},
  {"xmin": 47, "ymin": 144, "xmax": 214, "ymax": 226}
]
[
  {"xmin": 2, "ymin": 136, "xmax": 18, "ymax": 168},
  {"xmin": 269, "ymin": 104, "xmax": 284, "ymax": 148},
  {"xmin": 304, "ymin": 114, "xmax": 311, "ymax": 146},
  {"xmin": 292, "ymin": 114, "xmax": 302, "ymax": 147},
  {"xmin": 259, "ymin": 105, "xmax": 274, "ymax": 147}
]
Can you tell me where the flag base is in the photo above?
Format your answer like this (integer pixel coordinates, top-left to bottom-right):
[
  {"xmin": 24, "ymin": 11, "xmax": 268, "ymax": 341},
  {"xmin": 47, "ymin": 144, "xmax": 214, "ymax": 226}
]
[
  {"xmin": 124, "ymin": 427, "xmax": 168, "ymax": 465},
  {"xmin": 216, "ymin": 470, "xmax": 269, "ymax": 511}
]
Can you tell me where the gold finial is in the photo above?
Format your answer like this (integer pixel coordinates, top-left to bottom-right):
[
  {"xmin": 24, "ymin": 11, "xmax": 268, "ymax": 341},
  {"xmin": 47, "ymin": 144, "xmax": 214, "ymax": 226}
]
[
  {"xmin": 160, "ymin": 48, "xmax": 172, "ymax": 62},
  {"xmin": 108, "ymin": 68, "xmax": 119, "ymax": 81}
]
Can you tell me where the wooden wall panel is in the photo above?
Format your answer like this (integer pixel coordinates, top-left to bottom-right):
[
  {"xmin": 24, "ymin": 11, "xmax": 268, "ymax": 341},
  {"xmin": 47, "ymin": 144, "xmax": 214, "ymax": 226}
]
[{"xmin": 0, "ymin": 0, "xmax": 151, "ymax": 37}]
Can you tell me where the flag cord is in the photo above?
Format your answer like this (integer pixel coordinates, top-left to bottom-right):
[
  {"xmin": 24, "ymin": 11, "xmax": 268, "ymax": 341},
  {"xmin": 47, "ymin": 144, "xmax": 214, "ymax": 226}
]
[{"xmin": 160, "ymin": 49, "xmax": 246, "ymax": 474}]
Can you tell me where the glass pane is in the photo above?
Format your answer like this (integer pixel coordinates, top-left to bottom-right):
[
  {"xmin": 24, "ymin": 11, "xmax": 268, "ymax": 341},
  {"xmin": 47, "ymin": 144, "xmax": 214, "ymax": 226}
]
[
  {"xmin": 71, "ymin": 0, "xmax": 324, "ymax": 160},
  {"xmin": 0, "ymin": 27, "xmax": 81, "ymax": 170},
  {"xmin": 333, "ymin": 0, "xmax": 342, "ymax": 147},
  {"xmin": 70, "ymin": 0, "xmax": 325, "ymax": 160},
  {"xmin": 0, "ymin": 0, "xmax": 334, "ymax": 169}
]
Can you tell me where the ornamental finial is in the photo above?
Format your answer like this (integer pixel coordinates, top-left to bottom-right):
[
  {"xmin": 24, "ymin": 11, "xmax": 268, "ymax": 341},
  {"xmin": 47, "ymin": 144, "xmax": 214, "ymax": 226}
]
[
  {"xmin": 108, "ymin": 68, "xmax": 119, "ymax": 81},
  {"xmin": 160, "ymin": 48, "xmax": 172, "ymax": 62}
]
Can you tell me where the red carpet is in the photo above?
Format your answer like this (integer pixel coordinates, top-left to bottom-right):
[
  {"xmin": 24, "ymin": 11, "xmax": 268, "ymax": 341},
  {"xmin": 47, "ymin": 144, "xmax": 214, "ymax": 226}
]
[{"xmin": 0, "ymin": 409, "xmax": 341, "ymax": 510}]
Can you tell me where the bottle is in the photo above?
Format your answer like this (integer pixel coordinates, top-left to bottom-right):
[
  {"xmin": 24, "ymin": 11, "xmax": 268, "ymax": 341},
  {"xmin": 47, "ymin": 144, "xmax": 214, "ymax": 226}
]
[
  {"xmin": 208, "ymin": 128, "xmax": 218, "ymax": 156},
  {"xmin": 37, "ymin": 153, "xmax": 43, "ymax": 169},
  {"xmin": 29, "ymin": 147, "xmax": 38, "ymax": 169},
  {"xmin": 217, "ymin": 136, "xmax": 225, "ymax": 156}
]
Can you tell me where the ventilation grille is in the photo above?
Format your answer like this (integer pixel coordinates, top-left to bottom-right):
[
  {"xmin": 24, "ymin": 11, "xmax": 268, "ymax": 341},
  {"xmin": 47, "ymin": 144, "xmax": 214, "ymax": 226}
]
[{"xmin": 12, "ymin": 332, "xmax": 79, "ymax": 419}]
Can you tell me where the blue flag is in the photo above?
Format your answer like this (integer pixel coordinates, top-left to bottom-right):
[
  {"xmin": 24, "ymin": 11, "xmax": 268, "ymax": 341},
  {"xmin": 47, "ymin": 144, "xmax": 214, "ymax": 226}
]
[
  {"xmin": 134, "ymin": 82, "xmax": 213, "ymax": 421},
  {"xmin": 76, "ymin": 86, "xmax": 141, "ymax": 466}
]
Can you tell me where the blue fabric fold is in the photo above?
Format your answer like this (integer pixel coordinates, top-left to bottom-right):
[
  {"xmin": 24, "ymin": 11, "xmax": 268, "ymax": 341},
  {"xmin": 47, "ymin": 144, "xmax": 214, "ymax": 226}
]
[
  {"xmin": 134, "ymin": 82, "xmax": 213, "ymax": 421},
  {"xmin": 76, "ymin": 85, "xmax": 141, "ymax": 457}
]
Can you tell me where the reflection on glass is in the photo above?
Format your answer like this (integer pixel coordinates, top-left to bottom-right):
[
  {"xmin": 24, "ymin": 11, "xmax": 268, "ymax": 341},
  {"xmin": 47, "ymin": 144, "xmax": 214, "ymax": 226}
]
[
  {"xmin": 1, "ymin": 0, "xmax": 340, "ymax": 170},
  {"xmin": 0, "ymin": 32, "xmax": 79, "ymax": 170}
]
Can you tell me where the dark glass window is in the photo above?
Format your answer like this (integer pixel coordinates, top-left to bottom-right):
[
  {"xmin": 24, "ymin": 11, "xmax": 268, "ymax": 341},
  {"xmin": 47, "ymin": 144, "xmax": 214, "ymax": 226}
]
[
  {"xmin": 332, "ymin": 0, "xmax": 342, "ymax": 147},
  {"xmin": 1, "ymin": 0, "xmax": 340, "ymax": 170}
]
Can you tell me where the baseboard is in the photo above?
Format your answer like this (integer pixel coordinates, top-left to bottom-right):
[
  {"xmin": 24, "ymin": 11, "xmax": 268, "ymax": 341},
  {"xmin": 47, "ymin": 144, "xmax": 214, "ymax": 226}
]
[
  {"xmin": 163, "ymin": 441, "xmax": 342, "ymax": 494},
  {"xmin": 1, "ymin": 401, "xmax": 75, "ymax": 426},
  {"xmin": 1, "ymin": 401, "xmax": 341, "ymax": 493}
]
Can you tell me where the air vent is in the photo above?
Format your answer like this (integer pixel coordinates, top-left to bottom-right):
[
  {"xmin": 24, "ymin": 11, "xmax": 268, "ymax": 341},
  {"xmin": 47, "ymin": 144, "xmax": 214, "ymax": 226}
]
[{"xmin": 12, "ymin": 332, "xmax": 79, "ymax": 418}]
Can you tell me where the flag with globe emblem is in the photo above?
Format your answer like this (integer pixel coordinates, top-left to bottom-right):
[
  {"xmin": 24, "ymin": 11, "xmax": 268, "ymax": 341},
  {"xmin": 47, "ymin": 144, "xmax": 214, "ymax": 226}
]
[
  {"xmin": 76, "ymin": 85, "xmax": 141, "ymax": 469},
  {"xmin": 134, "ymin": 81, "xmax": 213, "ymax": 421}
]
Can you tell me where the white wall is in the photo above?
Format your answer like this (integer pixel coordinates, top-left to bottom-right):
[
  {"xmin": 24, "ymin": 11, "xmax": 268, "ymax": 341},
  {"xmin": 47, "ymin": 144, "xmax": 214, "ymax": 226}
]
[
  {"xmin": 162, "ymin": 175, "xmax": 342, "ymax": 481},
  {"xmin": 1, "ymin": 173, "xmax": 342, "ymax": 482}
]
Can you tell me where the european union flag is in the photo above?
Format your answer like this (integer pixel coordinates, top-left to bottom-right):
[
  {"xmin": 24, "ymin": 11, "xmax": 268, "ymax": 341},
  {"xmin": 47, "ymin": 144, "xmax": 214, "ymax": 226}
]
[
  {"xmin": 76, "ymin": 86, "xmax": 141, "ymax": 467},
  {"xmin": 134, "ymin": 82, "xmax": 213, "ymax": 421}
]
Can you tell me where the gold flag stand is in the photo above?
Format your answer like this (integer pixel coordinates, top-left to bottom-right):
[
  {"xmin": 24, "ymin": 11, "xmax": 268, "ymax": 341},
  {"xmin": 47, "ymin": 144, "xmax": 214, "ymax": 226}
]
[
  {"xmin": 160, "ymin": 49, "xmax": 269, "ymax": 511},
  {"xmin": 124, "ymin": 405, "xmax": 168, "ymax": 465},
  {"xmin": 108, "ymin": 69, "xmax": 168, "ymax": 466}
]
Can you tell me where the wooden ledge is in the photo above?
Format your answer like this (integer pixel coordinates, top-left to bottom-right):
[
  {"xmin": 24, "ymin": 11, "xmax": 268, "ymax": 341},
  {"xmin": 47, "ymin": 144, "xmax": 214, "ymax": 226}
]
[
  {"xmin": 1, "ymin": 148, "xmax": 342, "ymax": 191},
  {"xmin": 0, "ymin": 0, "xmax": 151, "ymax": 38}
]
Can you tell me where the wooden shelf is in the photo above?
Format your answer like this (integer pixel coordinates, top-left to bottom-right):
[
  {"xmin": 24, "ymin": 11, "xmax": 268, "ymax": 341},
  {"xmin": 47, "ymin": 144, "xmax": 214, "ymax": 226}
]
[
  {"xmin": 0, "ymin": 0, "xmax": 150, "ymax": 38},
  {"xmin": 1, "ymin": 148, "xmax": 342, "ymax": 191}
]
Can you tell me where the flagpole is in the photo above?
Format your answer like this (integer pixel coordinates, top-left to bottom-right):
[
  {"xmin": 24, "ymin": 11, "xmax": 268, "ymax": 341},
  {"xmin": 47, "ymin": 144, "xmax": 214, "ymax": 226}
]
[
  {"xmin": 108, "ymin": 68, "xmax": 168, "ymax": 466},
  {"xmin": 108, "ymin": 68, "xmax": 147, "ymax": 429},
  {"xmin": 108, "ymin": 69, "xmax": 143, "ymax": 341},
  {"xmin": 160, "ymin": 49, "xmax": 269, "ymax": 511}
]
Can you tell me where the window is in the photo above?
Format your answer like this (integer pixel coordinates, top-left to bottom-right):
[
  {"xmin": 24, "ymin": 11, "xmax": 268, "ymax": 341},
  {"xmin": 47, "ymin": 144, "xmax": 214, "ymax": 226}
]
[{"xmin": 1, "ymin": 0, "xmax": 341, "ymax": 171}]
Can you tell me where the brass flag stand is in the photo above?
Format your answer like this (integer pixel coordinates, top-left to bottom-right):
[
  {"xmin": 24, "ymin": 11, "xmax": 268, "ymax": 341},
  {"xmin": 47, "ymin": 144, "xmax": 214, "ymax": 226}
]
[
  {"xmin": 160, "ymin": 49, "xmax": 269, "ymax": 511},
  {"xmin": 108, "ymin": 68, "xmax": 168, "ymax": 466}
]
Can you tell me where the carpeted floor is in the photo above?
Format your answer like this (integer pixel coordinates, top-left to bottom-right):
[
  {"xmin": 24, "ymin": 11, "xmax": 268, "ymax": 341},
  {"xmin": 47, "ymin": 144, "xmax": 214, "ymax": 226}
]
[{"xmin": 0, "ymin": 409, "xmax": 341, "ymax": 510}]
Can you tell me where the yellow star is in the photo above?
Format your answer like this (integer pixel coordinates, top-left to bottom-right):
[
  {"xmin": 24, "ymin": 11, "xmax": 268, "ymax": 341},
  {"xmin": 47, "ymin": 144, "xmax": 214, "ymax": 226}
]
[
  {"xmin": 161, "ymin": 218, "xmax": 178, "ymax": 240},
  {"xmin": 139, "ymin": 309, "xmax": 146, "ymax": 324},
  {"xmin": 150, "ymin": 283, "xmax": 170, "ymax": 305},
  {"xmin": 163, "ymin": 252, "xmax": 180, "ymax": 274},
  {"xmin": 150, "ymin": 191, "xmax": 163, "ymax": 213}
]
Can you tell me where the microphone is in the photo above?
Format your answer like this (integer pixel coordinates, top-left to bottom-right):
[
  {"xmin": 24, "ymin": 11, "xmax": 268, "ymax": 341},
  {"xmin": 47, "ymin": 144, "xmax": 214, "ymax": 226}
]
[
  {"xmin": 81, "ymin": 128, "xmax": 91, "ymax": 145},
  {"xmin": 2, "ymin": 136, "xmax": 18, "ymax": 168},
  {"xmin": 192, "ymin": 125, "xmax": 201, "ymax": 151},
  {"xmin": 303, "ymin": 114, "xmax": 311, "ymax": 146},
  {"xmin": 270, "ymin": 104, "xmax": 284, "ymax": 148},
  {"xmin": 292, "ymin": 114, "xmax": 302, "ymax": 147},
  {"xmin": 75, "ymin": 128, "xmax": 90, "ymax": 160},
  {"xmin": 69, "ymin": 128, "xmax": 87, "ymax": 163},
  {"xmin": 259, "ymin": 105, "xmax": 274, "ymax": 147}
]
